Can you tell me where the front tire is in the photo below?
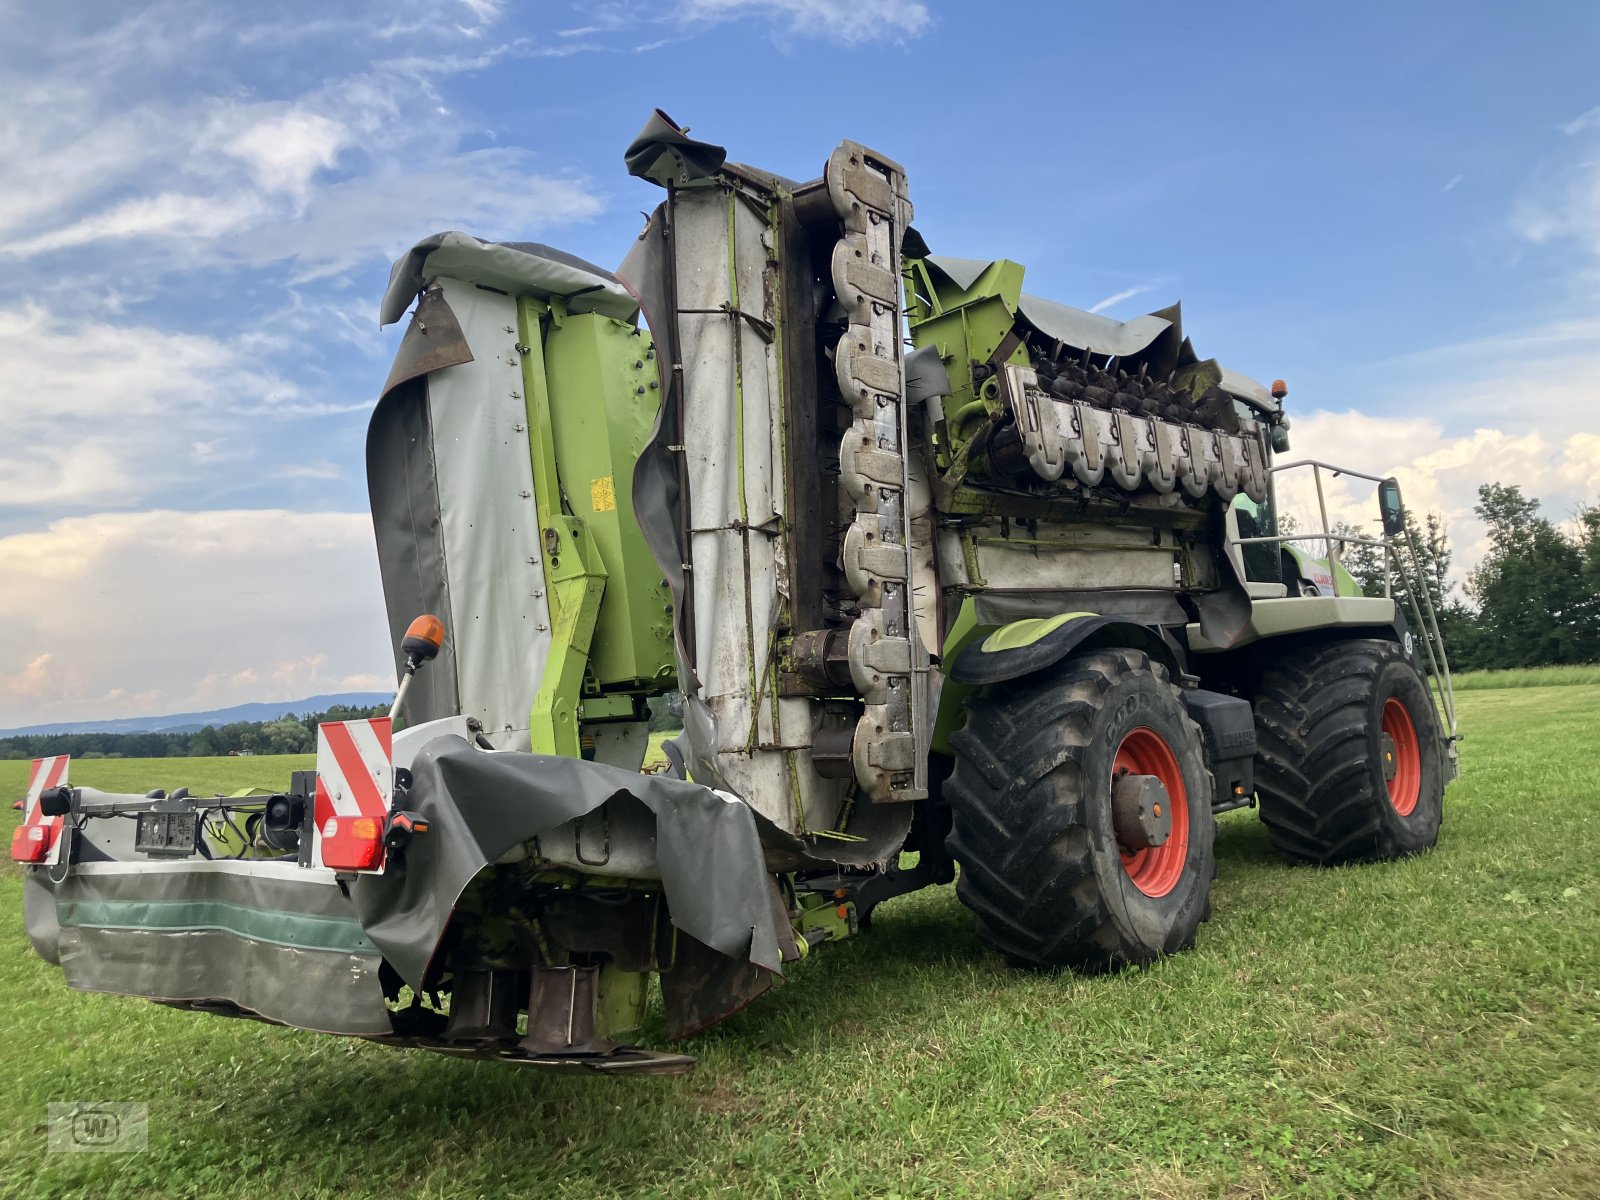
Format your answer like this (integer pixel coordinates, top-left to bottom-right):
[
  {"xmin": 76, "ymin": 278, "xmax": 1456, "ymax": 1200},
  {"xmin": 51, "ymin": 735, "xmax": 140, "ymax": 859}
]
[
  {"xmin": 1253, "ymin": 638, "xmax": 1445, "ymax": 864},
  {"xmin": 945, "ymin": 648, "xmax": 1216, "ymax": 972}
]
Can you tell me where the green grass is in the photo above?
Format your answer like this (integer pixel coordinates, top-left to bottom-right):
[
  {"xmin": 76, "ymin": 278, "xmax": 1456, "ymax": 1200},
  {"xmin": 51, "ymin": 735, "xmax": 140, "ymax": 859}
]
[
  {"xmin": 5, "ymin": 688, "xmax": 1600, "ymax": 1198},
  {"xmin": 1, "ymin": 754, "xmax": 315, "ymax": 803},
  {"xmin": 1450, "ymin": 663, "xmax": 1600, "ymax": 690},
  {"xmin": 645, "ymin": 730, "xmax": 674, "ymax": 769}
]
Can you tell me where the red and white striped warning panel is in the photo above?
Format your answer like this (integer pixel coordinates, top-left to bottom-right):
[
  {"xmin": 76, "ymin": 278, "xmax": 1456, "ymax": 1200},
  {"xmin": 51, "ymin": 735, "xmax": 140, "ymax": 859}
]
[
  {"xmin": 312, "ymin": 717, "xmax": 393, "ymax": 874},
  {"xmin": 11, "ymin": 755, "xmax": 70, "ymax": 865}
]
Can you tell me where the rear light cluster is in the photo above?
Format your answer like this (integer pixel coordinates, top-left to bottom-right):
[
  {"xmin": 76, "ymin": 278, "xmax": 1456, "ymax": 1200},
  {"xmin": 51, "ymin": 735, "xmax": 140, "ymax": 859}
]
[
  {"xmin": 13, "ymin": 756, "xmax": 69, "ymax": 864},
  {"xmin": 10, "ymin": 822, "xmax": 55, "ymax": 864},
  {"xmin": 320, "ymin": 816, "xmax": 383, "ymax": 872}
]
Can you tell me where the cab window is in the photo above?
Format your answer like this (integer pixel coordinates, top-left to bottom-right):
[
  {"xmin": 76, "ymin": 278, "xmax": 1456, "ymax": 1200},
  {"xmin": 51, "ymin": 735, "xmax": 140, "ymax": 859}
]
[{"xmin": 1231, "ymin": 491, "xmax": 1281, "ymax": 583}]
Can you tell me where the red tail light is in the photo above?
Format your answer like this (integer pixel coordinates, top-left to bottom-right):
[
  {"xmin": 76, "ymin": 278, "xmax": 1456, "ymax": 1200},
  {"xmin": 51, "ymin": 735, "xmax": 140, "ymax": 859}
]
[
  {"xmin": 11, "ymin": 822, "xmax": 54, "ymax": 863},
  {"xmin": 320, "ymin": 815, "xmax": 383, "ymax": 871}
]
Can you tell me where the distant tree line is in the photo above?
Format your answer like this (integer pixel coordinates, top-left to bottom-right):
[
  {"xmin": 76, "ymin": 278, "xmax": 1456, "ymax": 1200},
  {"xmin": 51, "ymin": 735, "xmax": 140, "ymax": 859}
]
[
  {"xmin": 0, "ymin": 703, "xmax": 390, "ymax": 761},
  {"xmin": 1337, "ymin": 483, "xmax": 1600, "ymax": 673}
]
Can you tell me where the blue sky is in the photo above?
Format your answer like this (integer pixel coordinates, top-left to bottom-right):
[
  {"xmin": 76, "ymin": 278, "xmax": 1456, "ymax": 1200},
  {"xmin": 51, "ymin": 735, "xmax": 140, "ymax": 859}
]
[{"xmin": 1, "ymin": 0, "xmax": 1597, "ymax": 724}]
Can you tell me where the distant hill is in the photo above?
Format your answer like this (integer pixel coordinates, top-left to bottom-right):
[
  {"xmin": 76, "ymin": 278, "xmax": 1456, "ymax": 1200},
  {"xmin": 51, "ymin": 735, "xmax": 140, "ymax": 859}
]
[{"xmin": 0, "ymin": 693, "xmax": 393, "ymax": 737}]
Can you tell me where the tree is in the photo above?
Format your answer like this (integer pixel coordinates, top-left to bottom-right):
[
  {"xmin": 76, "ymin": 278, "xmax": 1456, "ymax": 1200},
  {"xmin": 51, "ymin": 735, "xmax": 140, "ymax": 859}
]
[
  {"xmin": 1352, "ymin": 509, "xmax": 1449, "ymax": 612},
  {"xmin": 1466, "ymin": 484, "xmax": 1600, "ymax": 669},
  {"xmin": 217, "ymin": 721, "xmax": 261, "ymax": 756},
  {"xmin": 260, "ymin": 716, "xmax": 314, "ymax": 755},
  {"xmin": 1333, "ymin": 507, "xmax": 1477, "ymax": 665},
  {"xmin": 0, "ymin": 702, "xmax": 390, "ymax": 761},
  {"xmin": 1335, "ymin": 519, "xmax": 1385, "ymax": 597},
  {"xmin": 1579, "ymin": 502, "xmax": 1600, "ymax": 598}
]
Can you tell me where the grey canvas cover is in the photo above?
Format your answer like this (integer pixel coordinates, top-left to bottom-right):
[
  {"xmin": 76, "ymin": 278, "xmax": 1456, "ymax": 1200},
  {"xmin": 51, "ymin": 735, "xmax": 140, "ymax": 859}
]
[
  {"xmin": 355, "ymin": 736, "xmax": 786, "ymax": 984},
  {"xmin": 369, "ymin": 272, "xmax": 560, "ymax": 745},
  {"xmin": 39, "ymin": 861, "xmax": 391, "ymax": 1036},
  {"xmin": 22, "ymin": 737, "xmax": 787, "ymax": 1038},
  {"xmin": 379, "ymin": 231, "xmax": 638, "ymax": 328}
]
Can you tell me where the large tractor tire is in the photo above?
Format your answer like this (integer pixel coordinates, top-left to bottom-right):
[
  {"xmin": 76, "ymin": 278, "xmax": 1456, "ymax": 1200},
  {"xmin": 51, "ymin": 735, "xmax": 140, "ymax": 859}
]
[
  {"xmin": 1253, "ymin": 638, "xmax": 1444, "ymax": 865},
  {"xmin": 945, "ymin": 648, "xmax": 1216, "ymax": 972}
]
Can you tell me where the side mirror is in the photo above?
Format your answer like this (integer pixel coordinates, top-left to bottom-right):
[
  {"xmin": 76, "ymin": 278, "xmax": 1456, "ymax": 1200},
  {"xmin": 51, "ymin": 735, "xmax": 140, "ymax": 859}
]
[
  {"xmin": 1269, "ymin": 414, "xmax": 1291, "ymax": 454},
  {"xmin": 1377, "ymin": 477, "xmax": 1405, "ymax": 537}
]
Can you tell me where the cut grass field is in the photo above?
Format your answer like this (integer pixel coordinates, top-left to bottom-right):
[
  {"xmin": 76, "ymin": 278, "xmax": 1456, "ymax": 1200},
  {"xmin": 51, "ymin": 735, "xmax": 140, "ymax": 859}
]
[{"xmin": 5, "ymin": 686, "xmax": 1600, "ymax": 1198}]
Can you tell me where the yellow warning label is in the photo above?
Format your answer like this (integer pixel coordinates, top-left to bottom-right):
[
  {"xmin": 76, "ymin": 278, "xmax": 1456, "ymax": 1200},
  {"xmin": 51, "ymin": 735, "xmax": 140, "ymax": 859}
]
[{"xmin": 590, "ymin": 476, "xmax": 617, "ymax": 513}]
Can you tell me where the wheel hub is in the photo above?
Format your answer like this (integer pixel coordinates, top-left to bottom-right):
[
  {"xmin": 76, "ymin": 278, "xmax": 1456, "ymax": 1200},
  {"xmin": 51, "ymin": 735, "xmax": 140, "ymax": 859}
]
[
  {"xmin": 1380, "ymin": 696, "xmax": 1423, "ymax": 816},
  {"xmin": 1111, "ymin": 726, "xmax": 1191, "ymax": 898},
  {"xmin": 1112, "ymin": 773, "xmax": 1172, "ymax": 850}
]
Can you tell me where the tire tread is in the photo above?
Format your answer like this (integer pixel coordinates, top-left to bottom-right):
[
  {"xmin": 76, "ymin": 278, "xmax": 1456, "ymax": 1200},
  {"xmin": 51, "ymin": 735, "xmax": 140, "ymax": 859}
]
[{"xmin": 946, "ymin": 650, "xmax": 1211, "ymax": 971}]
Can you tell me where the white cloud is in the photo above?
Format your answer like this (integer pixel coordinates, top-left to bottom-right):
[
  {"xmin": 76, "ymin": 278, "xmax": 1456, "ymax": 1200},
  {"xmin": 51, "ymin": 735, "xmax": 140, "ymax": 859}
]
[
  {"xmin": 1281, "ymin": 106, "xmax": 1600, "ymax": 578},
  {"xmin": 274, "ymin": 461, "xmax": 343, "ymax": 481},
  {"xmin": 7, "ymin": 655, "xmax": 56, "ymax": 701},
  {"xmin": 1513, "ymin": 167, "xmax": 1600, "ymax": 261},
  {"xmin": 1559, "ymin": 105, "xmax": 1600, "ymax": 136},
  {"xmin": 674, "ymin": 0, "xmax": 931, "ymax": 42},
  {"xmin": 6, "ymin": 191, "xmax": 267, "ymax": 256},
  {"xmin": 1276, "ymin": 99, "xmax": 1600, "ymax": 584},
  {"xmin": 457, "ymin": 0, "xmax": 503, "ymax": 22},
  {"xmin": 1276, "ymin": 411, "xmax": 1600, "ymax": 586},
  {"xmin": 0, "ymin": 14, "xmax": 598, "ymax": 281},
  {"xmin": 218, "ymin": 109, "xmax": 350, "ymax": 201},
  {"xmin": 1284, "ymin": 114, "xmax": 1599, "ymax": 581},
  {"xmin": 1368, "ymin": 316, "xmax": 1600, "ymax": 437},
  {"xmin": 1088, "ymin": 285, "xmax": 1152, "ymax": 314},
  {"xmin": 237, "ymin": 149, "xmax": 604, "ymax": 282},
  {"xmin": 1512, "ymin": 108, "xmax": 1600, "ymax": 271},
  {"xmin": 0, "ymin": 510, "xmax": 391, "ymax": 728},
  {"xmin": 0, "ymin": 303, "xmax": 305, "ymax": 514},
  {"xmin": 0, "ymin": 10, "xmax": 619, "ymax": 524}
]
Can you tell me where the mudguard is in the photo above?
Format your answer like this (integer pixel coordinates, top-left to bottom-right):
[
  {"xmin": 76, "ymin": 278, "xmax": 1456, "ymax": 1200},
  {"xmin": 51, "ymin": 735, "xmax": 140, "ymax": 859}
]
[{"xmin": 948, "ymin": 612, "xmax": 1184, "ymax": 686}]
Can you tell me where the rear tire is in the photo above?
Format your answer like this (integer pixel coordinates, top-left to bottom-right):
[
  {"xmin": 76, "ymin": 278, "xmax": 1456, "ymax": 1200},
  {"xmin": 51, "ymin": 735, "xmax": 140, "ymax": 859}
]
[
  {"xmin": 945, "ymin": 649, "xmax": 1216, "ymax": 972},
  {"xmin": 1253, "ymin": 638, "xmax": 1444, "ymax": 864}
]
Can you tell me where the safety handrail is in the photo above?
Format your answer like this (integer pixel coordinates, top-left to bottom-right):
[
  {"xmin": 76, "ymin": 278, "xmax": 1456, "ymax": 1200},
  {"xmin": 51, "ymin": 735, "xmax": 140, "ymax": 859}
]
[{"xmin": 1228, "ymin": 460, "xmax": 1458, "ymax": 738}]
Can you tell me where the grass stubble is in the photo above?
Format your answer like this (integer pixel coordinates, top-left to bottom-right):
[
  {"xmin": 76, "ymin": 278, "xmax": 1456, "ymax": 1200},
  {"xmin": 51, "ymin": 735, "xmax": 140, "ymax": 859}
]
[{"xmin": 2, "ymin": 685, "xmax": 1597, "ymax": 1198}]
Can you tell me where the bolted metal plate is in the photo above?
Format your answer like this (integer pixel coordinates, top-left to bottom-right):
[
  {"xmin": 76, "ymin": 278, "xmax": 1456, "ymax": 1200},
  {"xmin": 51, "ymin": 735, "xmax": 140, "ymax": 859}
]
[{"xmin": 1112, "ymin": 773, "xmax": 1173, "ymax": 850}]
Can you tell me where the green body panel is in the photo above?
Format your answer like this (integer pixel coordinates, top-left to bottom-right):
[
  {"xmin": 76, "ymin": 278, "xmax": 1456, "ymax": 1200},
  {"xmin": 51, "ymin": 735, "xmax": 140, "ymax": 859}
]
[
  {"xmin": 577, "ymin": 694, "xmax": 640, "ymax": 722},
  {"xmin": 595, "ymin": 960, "xmax": 649, "ymax": 1039},
  {"xmin": 795, "ymin": 892, "xmax": 857, "ymax": 952},
  {"xmin": 903, "ymin": 257, "xmax": 1029, "ymax": 465},
  {"xmin": 1285, "ymin": 543, "xmax": 1364, "ymax": 598},
  {"xmin": 518, "ymin": 297, "xmax": 609, "ymax": 759},
  {"xmin": 933, "ymin": 604, "xmax": 1106, "ymax": 755},
  {"xmin": 543, "ymin": 311, "xmax": 675, "ymax": 691},
  {"xmin": 930, "ymin": 598, "xmax": 983, "ymax": 755},
  {"xmin": 516, "ymin": 299, "xmax": 675, "ymax": 758},
  {"xmin": 980, "ymin": 611, "xmax": 1097, "ymax": 653}
]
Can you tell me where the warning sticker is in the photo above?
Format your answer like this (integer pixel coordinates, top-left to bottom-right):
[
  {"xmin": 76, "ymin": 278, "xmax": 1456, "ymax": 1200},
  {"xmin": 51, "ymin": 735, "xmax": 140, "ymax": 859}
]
[{"xmin": 590, "ymin": 476, "xmax": 617, "ymax": 512}]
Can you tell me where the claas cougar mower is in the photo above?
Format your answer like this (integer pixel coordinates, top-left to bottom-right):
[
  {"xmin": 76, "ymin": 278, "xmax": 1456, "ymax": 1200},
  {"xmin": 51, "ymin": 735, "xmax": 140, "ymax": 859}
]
[{"xmin": 15, "ymin": 114, "xmax": 1457, "ymax": 1074}]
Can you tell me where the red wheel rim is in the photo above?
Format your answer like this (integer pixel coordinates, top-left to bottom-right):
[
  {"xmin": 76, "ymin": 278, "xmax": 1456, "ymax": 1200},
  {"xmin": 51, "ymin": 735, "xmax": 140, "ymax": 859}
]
[
  {"xmin": 1112, "ymin": 727, "xmax": 1190, "ymax": 898},
  {"xmin": 1382, "ymin": 696, "xmax": 1422, "ymax": 816}
]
